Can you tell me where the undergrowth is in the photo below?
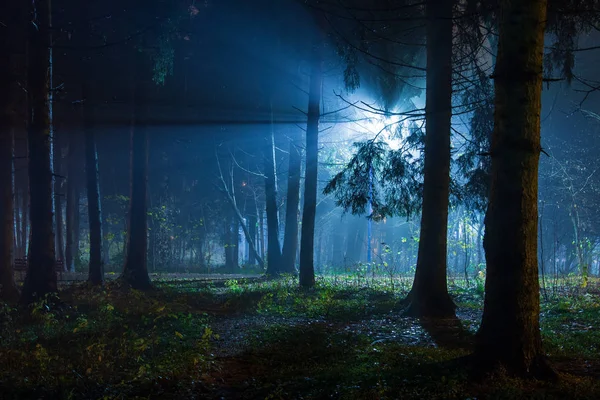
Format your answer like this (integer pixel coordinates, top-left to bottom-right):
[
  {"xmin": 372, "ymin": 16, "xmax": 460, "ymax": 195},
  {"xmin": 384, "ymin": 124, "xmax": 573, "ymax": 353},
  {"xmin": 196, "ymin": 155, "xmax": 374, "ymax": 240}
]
[
  {"xmin": 0, "ymin": 282, "xmax": 215, "ymax": 399},
  {"xmin": 0, "ymin": 276, "xmax": 598, "ymax": 399}
]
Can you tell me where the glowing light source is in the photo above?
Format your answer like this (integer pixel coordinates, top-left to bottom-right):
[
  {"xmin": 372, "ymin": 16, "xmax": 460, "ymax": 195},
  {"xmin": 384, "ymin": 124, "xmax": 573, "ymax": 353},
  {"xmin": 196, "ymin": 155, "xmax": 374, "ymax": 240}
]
[{"xmin": 362, "ymin": 116, "xmax": 405, "ymax": 150}]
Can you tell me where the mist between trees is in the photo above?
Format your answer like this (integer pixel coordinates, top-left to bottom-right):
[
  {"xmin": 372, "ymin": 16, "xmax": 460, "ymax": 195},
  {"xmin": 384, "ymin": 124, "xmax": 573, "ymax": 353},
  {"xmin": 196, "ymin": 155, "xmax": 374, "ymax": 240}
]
[{"xmin": 1, "ymin": 0, "xmax": 600, "ymax": 397}]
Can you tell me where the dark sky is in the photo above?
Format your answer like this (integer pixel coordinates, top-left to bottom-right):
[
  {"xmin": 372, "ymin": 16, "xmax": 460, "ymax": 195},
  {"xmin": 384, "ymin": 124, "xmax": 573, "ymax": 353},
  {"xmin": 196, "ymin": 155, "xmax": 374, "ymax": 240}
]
[
  {"xmin": 55, "ymin": 0, "xmax": 326, "ymax": 128},
  {"xmin": 51, "ymin": 0, "xmax": 600, "ymax": 149}
]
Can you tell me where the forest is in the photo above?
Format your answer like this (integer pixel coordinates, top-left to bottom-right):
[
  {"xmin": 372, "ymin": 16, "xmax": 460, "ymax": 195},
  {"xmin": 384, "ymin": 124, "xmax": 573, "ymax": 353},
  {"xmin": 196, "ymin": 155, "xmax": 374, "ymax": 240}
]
[{"xmin": 1, "ymin": 0, "xmax": 600, "ymax": 398}]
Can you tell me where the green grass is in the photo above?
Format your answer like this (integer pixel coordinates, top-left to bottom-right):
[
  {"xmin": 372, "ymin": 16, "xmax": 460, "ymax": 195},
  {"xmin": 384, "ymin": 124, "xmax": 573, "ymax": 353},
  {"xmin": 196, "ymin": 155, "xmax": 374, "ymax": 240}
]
[
  {"xmin": 541, "ymin": 292, "xmax": 600, "ymax": 359},
  {"xmin": 0, "ymin": 282, "xmax": 215, "ymax": 399},
  {"xmin": 1, "ymin": 275, "xmax": 599, "ymax": 399}
]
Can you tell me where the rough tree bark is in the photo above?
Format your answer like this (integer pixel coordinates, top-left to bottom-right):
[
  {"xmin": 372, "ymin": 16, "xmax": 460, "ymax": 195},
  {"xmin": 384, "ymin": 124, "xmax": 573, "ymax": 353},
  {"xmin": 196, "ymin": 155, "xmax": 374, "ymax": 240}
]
[
  {"xmin": 264, "ymin": 117, "xmax": 282, "ymax": 276},
  {"xmin": 299, "ymin": 42, "xmax": 323, "ymax": 288},
  {"xmin": 21, "ymin": 0, "xmax": 58, "ymax": 303},
  {"xmin": 281, "ymin": 132, "xmax": 302, "ymax": 274},
  {"xmin": 404, "ymin": 0, "xmax": 456, "ymax": 318},
  {"xmin": 84, "ymin": 91, "xmax": 104, "ymax": 286},
  {"xmin": 474, "ymin": 0, "xmax": 552, "ymax": 377}
]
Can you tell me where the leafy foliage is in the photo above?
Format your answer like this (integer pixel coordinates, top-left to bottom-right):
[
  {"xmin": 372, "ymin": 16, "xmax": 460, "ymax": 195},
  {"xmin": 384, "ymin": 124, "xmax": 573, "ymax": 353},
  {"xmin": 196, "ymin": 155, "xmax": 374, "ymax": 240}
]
[
  {"xmin": 545, "ymin": 0, "xmax": 600, "ymax": 83},
  {"xmin": 324, "ymin": 128, "xmax": 423, "ymax": 220}
]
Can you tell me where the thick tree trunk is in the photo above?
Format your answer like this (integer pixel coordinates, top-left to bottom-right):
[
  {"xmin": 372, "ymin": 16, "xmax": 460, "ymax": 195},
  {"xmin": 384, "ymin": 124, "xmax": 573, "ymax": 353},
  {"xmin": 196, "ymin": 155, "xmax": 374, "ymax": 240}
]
[
  {"xmin": 475, "ymin": 0, "xmax": 552, "ymax": 377},
  {"xmin": 281, "ymin": 133, "xmax": 302, "ymax": 274},
  {"xmin": 264, "ymin": 115, "xmax": 282, "ymax": 275},
  {"xmin": 122, "ymin": 80, "xmax": 151, "ymax": 289},
  {"xmin": 84, "ymin": 96, "xmax": 104, "ymax": 285},
  {"xmin": 21, "ymin": 0, "xmax": 58, "ymax": 303},
  {"xmin": 404, "ymin": 0, "xmax": 455, "ymax": 318},
  {"xmin": 299, "ymin": 44, "xmax": 323, "ymax": 288}
]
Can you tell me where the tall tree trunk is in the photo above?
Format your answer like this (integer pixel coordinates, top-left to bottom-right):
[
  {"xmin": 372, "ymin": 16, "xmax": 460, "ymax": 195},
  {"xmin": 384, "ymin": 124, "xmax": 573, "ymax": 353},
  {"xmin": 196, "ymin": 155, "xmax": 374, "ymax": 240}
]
[
  {"xmin": 21, "ymin": 0, "xmax": 58, "ymax": 303},
  {"xmin": 299, "ymin": 43, "xmax": 323, "ymax": 288},
  {"xmin": 8, "ymin": 2, "xmax": 28, "ymax": 262},
  {"xmin": 281, "ymin": 132, "xmax": 302, "ymax": 274},
  {"xmin": 84, "ymin": 94, "xmax": 104, "ymax": 285},
  {"xmin": 475, "ymin": 0, "xmax": 552, "ymax": 377},
  {"xmin": 0, "ymin": 128, "xmax": 20, "ymax": 302},
  {"xmin": 122, "ymin": 80, "xmax": 151, "ymax": 289},
  {"xmin": 53, "ymin": 135, "xmax": 65, "ymax": 266},
  {"xmin": 264, "ymin": 116, "xmax": 282, "ymax": 275},
  {"xmin": 404, "ymin": 0, "xmax": 455, "ymax": 318}
]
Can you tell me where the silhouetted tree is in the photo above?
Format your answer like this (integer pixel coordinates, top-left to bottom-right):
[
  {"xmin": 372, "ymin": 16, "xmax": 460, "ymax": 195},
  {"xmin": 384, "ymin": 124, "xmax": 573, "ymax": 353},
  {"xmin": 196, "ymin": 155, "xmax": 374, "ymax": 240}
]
[
  {"xmin": 264, "ymin": 119, "xmax": 283, "ymax": 276},
  {"xmin": 281, "ymin": 132, "xmax": 302, "ymax": 274},
  {"xmin": 0, "ymin": 130, "xmax": 20, "ymax": 303},
  {"xmin": 474, "ymin": 0, "xmax": 553, "ymax": 376},
  {"xmin": 0, "ymin": 1, "xmax": 21, "ymax": 303},
  {"xmin": 404, "ymin": 0, "xmax": 456, "ymax": 318},
  {"xmin": 21, "ymin": 0, "xmax": 58, "ymax": 303},
  {"xmin": 122, "ymin": 81, "xmax": 151, "ymax": 290},
  {"xmin": 84, "ymin": 88, "xmax": 104, "ymax": 286},
  {"xmin": 299, "ymin": 41, "xmax": 324, "ymax": 288}
]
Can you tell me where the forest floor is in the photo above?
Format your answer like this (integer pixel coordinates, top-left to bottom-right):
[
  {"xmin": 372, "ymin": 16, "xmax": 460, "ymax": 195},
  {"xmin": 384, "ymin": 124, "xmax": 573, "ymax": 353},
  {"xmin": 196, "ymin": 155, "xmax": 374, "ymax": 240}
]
[{"xmin": 1, "ymin": 275, "xmax": 599, "ymax": 399}]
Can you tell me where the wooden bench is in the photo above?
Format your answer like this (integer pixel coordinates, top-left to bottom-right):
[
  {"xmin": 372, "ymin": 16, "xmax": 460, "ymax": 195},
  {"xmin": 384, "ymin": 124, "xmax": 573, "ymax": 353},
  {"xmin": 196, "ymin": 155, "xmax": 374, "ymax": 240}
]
[{"xmin": 13, "ymin": 257, "xmax": 66, "ymax": 280}]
